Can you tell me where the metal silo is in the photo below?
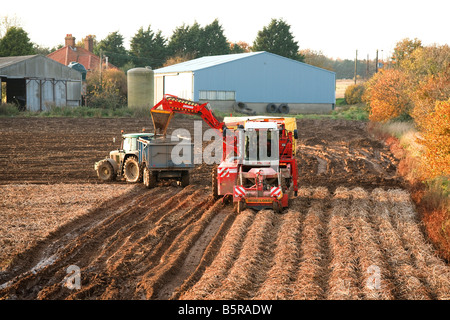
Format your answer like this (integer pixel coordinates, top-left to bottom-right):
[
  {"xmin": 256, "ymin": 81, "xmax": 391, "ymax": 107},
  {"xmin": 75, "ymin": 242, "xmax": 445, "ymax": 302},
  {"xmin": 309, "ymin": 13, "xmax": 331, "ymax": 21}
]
[{"xmin": 127, "ymin": 67, "xmax": 154, "ymax": 109}]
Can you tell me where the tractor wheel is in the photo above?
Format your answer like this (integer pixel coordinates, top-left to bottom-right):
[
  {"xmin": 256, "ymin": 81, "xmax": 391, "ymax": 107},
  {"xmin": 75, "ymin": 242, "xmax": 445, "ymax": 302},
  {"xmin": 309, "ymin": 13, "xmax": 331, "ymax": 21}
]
[
  {"xmin": 180, "ymin": 171, "xmax": 190, "ymax": 187},
  {"xmin": 236, "ymin": 200, "xmax": 246, "ymax": 213},
  {"xmin": 96, "ymin": 160, "xmax": 115, "ymax": 182},
  {"xmin": 123, "ymin": 157, "xmax": 141, "ymax": 183},
  {"xmin": 143, "ymin": 167, "xmax": 157, "ymax": 189},
  {"xmin": 212, "ymin": 166, "xmax": 218, "ymax": 199}
]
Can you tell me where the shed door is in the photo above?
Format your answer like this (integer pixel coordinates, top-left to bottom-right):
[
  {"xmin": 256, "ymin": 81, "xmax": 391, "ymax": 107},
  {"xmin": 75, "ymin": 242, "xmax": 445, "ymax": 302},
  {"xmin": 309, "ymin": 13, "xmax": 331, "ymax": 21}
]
[
  {"xmin": 7, "ymin": 79, "xmax": 27, "ymax": 110},
  {"xmin": 154, "ymin": 75, "xmax": 164, "ymax": 104},
  {"xmin": 163, "ymin": 72, "xmax": 193, "ymax": 100}
]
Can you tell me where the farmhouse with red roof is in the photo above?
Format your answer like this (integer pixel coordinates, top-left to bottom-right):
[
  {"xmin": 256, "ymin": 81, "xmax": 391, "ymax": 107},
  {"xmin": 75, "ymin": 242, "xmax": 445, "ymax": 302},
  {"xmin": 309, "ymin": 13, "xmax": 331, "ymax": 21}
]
[{"xmin": 47, "ymin": 34, "xmax": 116, "ymax": 71}]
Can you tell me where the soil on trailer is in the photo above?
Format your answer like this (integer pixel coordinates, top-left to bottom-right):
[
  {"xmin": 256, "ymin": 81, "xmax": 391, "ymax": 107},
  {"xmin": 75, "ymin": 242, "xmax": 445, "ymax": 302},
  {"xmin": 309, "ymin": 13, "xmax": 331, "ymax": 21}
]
[{"xmin": 1, "ymin": 117, "xmax": 449, "ymax": 300}]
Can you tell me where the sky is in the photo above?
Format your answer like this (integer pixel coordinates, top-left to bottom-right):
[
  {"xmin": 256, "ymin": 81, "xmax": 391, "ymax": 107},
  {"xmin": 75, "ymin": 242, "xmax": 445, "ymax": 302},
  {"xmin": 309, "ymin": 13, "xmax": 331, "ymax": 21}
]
[{"xmin": 2, "ymin": 0, "xmax": 449, "ymax": 61}]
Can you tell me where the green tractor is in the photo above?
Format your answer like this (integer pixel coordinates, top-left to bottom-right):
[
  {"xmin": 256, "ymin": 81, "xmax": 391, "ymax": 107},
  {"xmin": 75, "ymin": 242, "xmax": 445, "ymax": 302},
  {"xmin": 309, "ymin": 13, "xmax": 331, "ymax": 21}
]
[{"xmin": 95, "ymin": 132, "xmax": 155, "ymax": 183}]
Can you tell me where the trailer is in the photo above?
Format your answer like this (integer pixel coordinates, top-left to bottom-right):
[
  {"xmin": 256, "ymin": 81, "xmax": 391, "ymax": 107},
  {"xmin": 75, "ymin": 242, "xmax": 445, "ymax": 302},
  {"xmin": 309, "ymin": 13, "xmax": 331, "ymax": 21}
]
[{"xmin": 138, "ymin": 135, "xmax": 194, "ymax": 188}]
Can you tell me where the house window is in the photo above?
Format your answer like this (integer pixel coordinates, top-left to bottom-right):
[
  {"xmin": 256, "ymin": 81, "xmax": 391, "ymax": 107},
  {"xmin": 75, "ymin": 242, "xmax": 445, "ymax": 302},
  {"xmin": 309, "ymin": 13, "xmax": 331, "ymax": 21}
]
[{"xmin": 199, "ymin": 90, "xmax": 235, "ymax": 101}]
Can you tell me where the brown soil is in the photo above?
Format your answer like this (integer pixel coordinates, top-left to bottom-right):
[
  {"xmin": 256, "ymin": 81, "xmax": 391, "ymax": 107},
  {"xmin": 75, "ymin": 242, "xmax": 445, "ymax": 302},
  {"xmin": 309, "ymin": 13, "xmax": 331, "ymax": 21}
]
[{"xmin": 0, "ymin": 117, "xmax": 449, "ymax": 300}]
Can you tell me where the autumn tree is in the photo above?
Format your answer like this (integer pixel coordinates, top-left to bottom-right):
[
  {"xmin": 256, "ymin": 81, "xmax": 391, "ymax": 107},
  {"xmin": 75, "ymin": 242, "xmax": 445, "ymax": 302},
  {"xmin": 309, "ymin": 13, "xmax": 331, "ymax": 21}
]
[
  {"xmin": 411, "ymin": 69, "xmax": 450, "ymax": 128},
  {"xmin": 253, "ymin": 18, "xmax": 304, "ymax": 61},
  {"xmin": 420, "ymin": 99, "xmax": 450, "ymax": 178},
  {"xmin": 230, "ymin": 41, "xmax": 251, "ymax": 53},
  {"xmin": 366, "ymin": 40, "xmax": 450, "ymax": 124},
  {"xmin": 301, "ymin": 49, "xmax": 334, "ymax": 71},
  {"xmin": 345, "ymin": 84, "xmax": 365, "ymax": 105},
  {"xmin": 0, "ymin": 26, "xmax": 35, "ymax": 57},
  {"xmin": 393, "ymin": 43, "xmax": 450, "ymax": 129},
  {"xmin": 86, "ymin": 68, "xmax": 127, "ymax": 109},
  {"xmin": 163, "ymin": 53, "xmax": 196, "ymax": 67},
  {"xmin": 399, "ymin": 44, "xmax": 450, "ymax": 77},
  {"xmin": 364, "ymin": 69, "xmax": 412, "ymax": 122},
  {"xmin": 392, "ymin": 38, "xmax": 422, "ymax": 67}
]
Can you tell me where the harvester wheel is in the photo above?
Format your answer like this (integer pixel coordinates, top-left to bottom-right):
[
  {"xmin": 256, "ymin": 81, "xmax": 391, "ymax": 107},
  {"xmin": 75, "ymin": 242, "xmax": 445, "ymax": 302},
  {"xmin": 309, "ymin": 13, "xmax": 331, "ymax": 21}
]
[
  {"xmin": 212, "ymin": 166, "xmax": 218, "ymax": 199},
  {"xmin": 96, "ymin": 160, "xmax": 115, "ymax": 182},
  {"xmin": 282, "ymin": 178, "xmax": 293, "ymax": 199},
  {"xmin": 143, "ymin": 167, "xmax": 157, "ymax": 188},
  {"xmin": 236, "ymin": 200, "xmax": 246, "ymax": 213},
  {"xmin": 180, "ymin": 171, "xmax": 190, "ymax": 187},
  {"xmin": 273, "ymin": 201, "xmax": 283, "ymax": 214},
  {"xmin": 123, "ymin": 157, "xmax": 142, "ymax": 183}
]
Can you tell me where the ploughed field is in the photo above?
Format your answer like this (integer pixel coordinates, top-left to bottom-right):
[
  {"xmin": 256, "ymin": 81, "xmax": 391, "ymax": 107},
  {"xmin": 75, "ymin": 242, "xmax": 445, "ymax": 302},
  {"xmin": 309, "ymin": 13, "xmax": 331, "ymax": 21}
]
[{"xmin": 0, "ymin": 117, "xmax": 449, "ymax": 300}]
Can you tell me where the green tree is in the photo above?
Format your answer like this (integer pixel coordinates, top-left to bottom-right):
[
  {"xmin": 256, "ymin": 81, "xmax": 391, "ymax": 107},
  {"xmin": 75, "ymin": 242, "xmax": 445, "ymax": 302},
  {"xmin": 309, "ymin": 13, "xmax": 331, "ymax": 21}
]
[
  {"xmin": 95, "ymin": 31, "xmax": 129, "ymax": 68},
  {"xmin": 168, "ymin": 22, "xmax": 202, "ymax": 58},
  {"xmin": 167, "ymin": 19, "xmax": 231, "ymax": 61},
  {"xmin": 252, "ymin": 18, "xmax": 304, "ymax": 61},
  {"xmin": 33, "ymin": 44, "xmax": 62, "ymax": 56},
  {"xmin": 130, "ymin": 26, "xmax": 168, "ymax": 68},
  {"xmin": 0, "ymin": 26, "xmax": 35, "ymax": 57},
  {"xmin": 200, "ymin": 19, "xmax": 230, "ymax": 56},
  {"xmin": 332, "ymin": 58, "xmax": 375, "ymax": 79}
]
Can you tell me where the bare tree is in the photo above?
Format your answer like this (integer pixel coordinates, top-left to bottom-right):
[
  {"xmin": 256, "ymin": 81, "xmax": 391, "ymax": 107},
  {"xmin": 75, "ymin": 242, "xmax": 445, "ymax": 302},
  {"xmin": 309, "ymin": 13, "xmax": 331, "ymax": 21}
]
[{"xmin": 0, "ymin": 15, "xmax": 22, "ymax": 38}]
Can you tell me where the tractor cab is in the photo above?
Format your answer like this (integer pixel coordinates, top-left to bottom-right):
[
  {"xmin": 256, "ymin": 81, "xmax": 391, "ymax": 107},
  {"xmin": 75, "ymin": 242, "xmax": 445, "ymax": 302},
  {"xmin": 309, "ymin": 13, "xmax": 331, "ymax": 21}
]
[
  {"xmin": 242, "ymin": 121, "xmax": 279, "ymax": 166},
  {"xmin": 110, "ymin": 132, "xmax": 155, "ymax": 165},
  {"xmin": 120, "ymin": 133, "xmax": 154, "ymax": 154}
]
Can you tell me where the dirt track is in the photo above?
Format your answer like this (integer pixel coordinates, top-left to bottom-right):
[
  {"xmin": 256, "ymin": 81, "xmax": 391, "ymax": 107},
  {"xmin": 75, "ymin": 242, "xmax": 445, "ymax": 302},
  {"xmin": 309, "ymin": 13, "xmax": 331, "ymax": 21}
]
[{"xmin": 1, "ymin": 117, "xmax": 449, "ymax": 300}]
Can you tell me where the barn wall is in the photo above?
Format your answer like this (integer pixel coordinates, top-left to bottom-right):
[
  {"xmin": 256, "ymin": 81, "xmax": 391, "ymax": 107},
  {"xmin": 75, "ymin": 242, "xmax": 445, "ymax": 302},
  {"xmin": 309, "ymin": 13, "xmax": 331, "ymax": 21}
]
[
  {"xmin": 199, "ymin": 100, "xmax": 333, "ymax": 114},
  {"xmin": 0, "ymin": 55, "xmax": 82, "ymax": 110},
  {"xmin": 194, "ymin": 52, "xmax": 335, "ymax": 105}
]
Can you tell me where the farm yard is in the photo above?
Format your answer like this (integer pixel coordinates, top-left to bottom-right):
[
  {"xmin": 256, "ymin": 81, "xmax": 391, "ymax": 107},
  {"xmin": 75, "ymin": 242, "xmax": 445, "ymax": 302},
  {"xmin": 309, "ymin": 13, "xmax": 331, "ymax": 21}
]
[{"xmin": 0, "ymin": 116, "xmax": 449, "ymax": 300}]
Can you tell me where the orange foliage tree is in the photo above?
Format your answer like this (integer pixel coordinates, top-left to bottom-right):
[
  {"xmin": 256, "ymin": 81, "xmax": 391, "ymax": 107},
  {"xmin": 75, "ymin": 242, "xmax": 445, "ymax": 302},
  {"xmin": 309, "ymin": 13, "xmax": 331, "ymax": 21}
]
[
  {"xmin": 344, "ymin": 84, "xmax": 365, "ymax": 105},
  {"xmin": 420, "ymin": 99, "xmax": 450, "ymax": 179},
  {"xmin": 86, "ymin": 68, "xmax": 127, "ymax": 108},
  {"xmin": 363, "ymin": 69, "xmax": 412, "ymax": 122},
  {"xmin": 411, "ymin": 71, "xmax": 450, "ymax": 130}
]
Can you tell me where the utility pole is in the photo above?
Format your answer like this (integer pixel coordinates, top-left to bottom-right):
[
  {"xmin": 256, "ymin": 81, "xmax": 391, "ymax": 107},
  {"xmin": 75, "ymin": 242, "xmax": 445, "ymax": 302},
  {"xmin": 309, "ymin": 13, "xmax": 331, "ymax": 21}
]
[
  {"xmin": 99, "ymin": 49, "xmax": 103, "ymax": 91},
  {"xmin": 366, "ymin": 54, "xmax": 369, "ymax": 80},
  {"xmin": 354, "ymin": 50, "xmax": 358, "ymax": 84},
  {"xmin": 375, "ymin": 49, "xmax": 379, "ymax": 73}
]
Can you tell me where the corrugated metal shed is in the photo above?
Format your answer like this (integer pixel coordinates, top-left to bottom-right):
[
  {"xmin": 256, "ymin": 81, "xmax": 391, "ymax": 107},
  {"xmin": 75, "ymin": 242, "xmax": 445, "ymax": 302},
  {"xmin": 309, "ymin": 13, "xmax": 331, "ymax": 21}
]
[
  {"xmin": 0, "ymin": 55, "xmax": 82, "ymax": 111},
  {"xmin": 154, "ymin": 51, "xmax": 336, "ymax": 114}
]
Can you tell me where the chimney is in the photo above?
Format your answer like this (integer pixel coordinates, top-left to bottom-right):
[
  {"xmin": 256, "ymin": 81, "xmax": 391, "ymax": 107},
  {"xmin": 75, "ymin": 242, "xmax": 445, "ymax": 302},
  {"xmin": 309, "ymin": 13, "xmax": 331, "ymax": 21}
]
[
  {"xmin": 65, "ymin": 34, "xmax": 76, "ymax": 47},
  {"xmin": 84, "ymin": 35, "xmax": 94, "ymax": 52}
]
